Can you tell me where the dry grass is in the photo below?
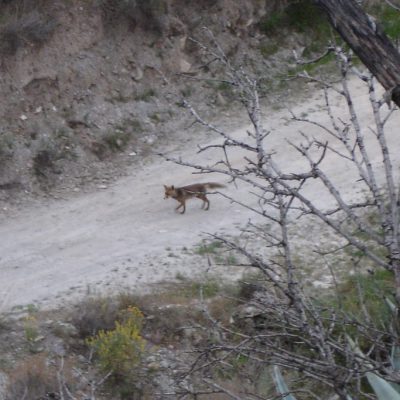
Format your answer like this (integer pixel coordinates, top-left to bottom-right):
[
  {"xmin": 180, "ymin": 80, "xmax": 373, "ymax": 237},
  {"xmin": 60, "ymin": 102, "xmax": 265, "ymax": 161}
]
[
  {"xmin": 69, "ymin": 281, "xmax": 237, "ymax": 347},
  {"xmin": 5, "ymin": 354, "xmax": 59, "ymax": 400},
  {"xmin": 70, "ymin": 295, "xmax": 121, "ymax": 339}
]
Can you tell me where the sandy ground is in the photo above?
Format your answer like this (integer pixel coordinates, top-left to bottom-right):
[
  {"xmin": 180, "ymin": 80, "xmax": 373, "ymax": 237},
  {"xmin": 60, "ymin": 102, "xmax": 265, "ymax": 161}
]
[{"xmin": 1, "ymin": 76, "xmax": 399, "ymax": 312}]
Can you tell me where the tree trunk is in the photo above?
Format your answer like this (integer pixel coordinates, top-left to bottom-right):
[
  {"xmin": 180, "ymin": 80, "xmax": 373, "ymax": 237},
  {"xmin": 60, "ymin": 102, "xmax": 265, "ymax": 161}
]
[{"xmin": 314, "ymin": 0, "xmax": 400, "ymax": 107}]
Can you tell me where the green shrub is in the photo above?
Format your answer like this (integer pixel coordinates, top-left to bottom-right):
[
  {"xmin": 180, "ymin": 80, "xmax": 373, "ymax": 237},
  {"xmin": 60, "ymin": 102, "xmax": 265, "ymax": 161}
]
[
  {"xmin": 260, "ymin": 41, "xmax": 280, "ymax": 58},
  {"xmin": 138, "ymin": 0, "xmax": 168, "ymax": 17},
  {"xmin": 186, "ymin": 279, "xmax": 221, "ymax": 298},
  {"xmin": 367, "ymin": 3, "xmax": 400, "ymax": 40},
  {"xmin": 134, "ymin": 88, "xmax": 156, "ymax": 102},
  {"xmin": 334, "ymin": 269, "xmax": 395, "ymax": 324},
  {"xmin": 23, "ymin": 314, "xmax": 39, "ymax": 343},
  {"xmin": 32, "ymin": 149, "xmax": 55, "ymax": 177},
  {"xmin": 315, "ymin": 269, "xmax": 395, "ymax": 355},
  {"xmin": 0, "ymin": 11, "xmax": 57, "ymax": 55},
  {"xmin": 0, "ymin": 132, "xmax": 14, "ymax": 163},
  {"xmin": 259, "ymin": 0, "xmax": 331, "ymax": 56},
  {"xmin": 99, "ymin": 0, "xmax": 168, "ymax": 33},
  {"xmin": 195, "ymin": 239, "xmax": 239, "ymax": 265},
  {"xmin": 103, "ymin": 129, "xmax": 132, "ymax": 152},
  {"xmin": 379, "ymin": 7, "xmax": 400, "ymax": 39},
  {"xmin": 195, "ymin": 240, "xmax": 223, "ymax": 255},
  {"xmin": 87, "ymin": 306, "xmax": 146, "ymax": 378},
  {"xmin": 288, "ymin": 51, "xmax": 336, "ymax": 75},
  {"xmin": 260, "ymin": 0, "xmax": 328, "ymax": 35}
]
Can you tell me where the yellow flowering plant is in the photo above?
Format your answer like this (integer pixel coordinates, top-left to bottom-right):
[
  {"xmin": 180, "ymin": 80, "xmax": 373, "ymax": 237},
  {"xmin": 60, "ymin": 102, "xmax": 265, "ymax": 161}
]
[{"xmin": 87, "ymin": 306, "xmax": 146, "ymax": 377}]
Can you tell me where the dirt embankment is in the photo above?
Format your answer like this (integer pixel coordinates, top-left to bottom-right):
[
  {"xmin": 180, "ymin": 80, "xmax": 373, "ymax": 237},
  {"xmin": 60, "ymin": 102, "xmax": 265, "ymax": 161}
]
[{"xmin": 0, "ymin": 0, "xmax": 284, "ymax": 209}]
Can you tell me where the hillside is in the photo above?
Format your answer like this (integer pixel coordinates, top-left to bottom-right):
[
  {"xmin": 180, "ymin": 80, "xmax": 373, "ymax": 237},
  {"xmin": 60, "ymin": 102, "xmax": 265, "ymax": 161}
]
[
  {"xmin": 1, "ymin": 1, "xmax": 400, "ymax": 399},
  {"xmin": 0, "ymin": 0, "xmax": 292, "ymax": 209}
]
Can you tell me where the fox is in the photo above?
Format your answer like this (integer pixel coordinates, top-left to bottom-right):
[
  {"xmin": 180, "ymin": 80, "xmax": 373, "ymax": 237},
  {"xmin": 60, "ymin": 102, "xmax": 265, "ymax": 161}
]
[{"xmin": 164, "ymin": 182, "xmax": 225, "ymax": 214}]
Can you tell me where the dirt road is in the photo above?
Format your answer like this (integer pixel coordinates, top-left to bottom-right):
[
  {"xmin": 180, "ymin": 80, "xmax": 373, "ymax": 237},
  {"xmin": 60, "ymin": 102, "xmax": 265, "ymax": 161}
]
[{"xmin": 1, "ymin": 77, "xmax": 399, "ymax": 311}]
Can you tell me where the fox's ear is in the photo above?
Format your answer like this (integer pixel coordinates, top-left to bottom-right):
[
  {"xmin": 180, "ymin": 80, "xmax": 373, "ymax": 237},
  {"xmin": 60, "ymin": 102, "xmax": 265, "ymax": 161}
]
[
  {"xmin": 163, "ymin": 184, "xmax": 167, "ymax": 189},
  {"xmin": 171, "ymin": 185, "xmax": 174, "ymax": 190}
]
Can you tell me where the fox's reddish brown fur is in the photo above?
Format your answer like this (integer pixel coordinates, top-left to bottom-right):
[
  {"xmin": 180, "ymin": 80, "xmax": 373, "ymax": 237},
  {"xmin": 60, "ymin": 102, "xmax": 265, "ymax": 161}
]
[{"xmin": 164, "ymin": 182, "xmax": 225, "ymax": 214}]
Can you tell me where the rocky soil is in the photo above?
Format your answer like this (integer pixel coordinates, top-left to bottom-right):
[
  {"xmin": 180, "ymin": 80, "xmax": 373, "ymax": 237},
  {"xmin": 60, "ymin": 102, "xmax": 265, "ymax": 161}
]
[
  {"xmin": 1, "ymin": 1, "xmax": 399, "ymax": 398},
  {"xmin": 0, "ymin": 0, "xmax": 289, "ymax": 207}
]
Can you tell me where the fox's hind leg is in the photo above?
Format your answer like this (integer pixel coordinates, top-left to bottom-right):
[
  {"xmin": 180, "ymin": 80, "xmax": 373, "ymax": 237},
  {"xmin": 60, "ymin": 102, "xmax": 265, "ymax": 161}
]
[
  {"xmin": 204, "ymin": 196, "xmax": 210, "ymax": 210},
  {"xmin": 197, "ymin": 194, "xmax": 210, "ymax": 210}
]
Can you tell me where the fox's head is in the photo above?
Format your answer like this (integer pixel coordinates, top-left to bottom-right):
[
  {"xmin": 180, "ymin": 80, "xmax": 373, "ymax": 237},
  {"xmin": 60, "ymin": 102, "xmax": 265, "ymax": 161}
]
[{"xmin": 164, "ymin": 185, "xmax": 175, "ymax": 199}]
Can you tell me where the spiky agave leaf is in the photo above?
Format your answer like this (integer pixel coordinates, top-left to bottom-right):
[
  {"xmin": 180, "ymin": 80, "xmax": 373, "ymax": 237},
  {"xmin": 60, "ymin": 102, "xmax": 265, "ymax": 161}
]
[
  {"xmin": 347, "ymin": 335, "xmax": 400, "ymax": 398},
  {"xmin": 385, "ymin": 297, "xmax": 397, "ymax": 314},
  {"xmin": 366, "ymin": 372, "xmax": 400, "ymax": 398},
  {"xmin": 272, "ymin": 365, "xmax": 297, "ymax": 400}
]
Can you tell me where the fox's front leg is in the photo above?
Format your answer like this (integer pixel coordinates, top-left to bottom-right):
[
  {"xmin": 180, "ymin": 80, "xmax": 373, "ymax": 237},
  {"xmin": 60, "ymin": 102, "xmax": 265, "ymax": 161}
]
[{"xmin": 175, "ymin": 201, "xmax": 186, "ymax": 214}]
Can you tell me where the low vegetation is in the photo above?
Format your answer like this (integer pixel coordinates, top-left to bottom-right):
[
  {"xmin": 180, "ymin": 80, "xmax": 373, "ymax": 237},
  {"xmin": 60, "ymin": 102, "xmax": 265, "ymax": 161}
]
[
  {"xmin": 0, "ymin": 10, "xmax": 57, "ymax": 55},
  {"xmin": 1, "ymin": 0, "xmax": 400, "ymax": 398},
  {"xmin": 99, "ymin": 0, "xmax": 168, "ymax": 33},
  {"xmin": 87, "ymin": 306, "xmax": 145, "ymax": 395},
  {"xmin": 0, "ymin": 276, "xmax": 240, "ymax": 398},
  {"xmin": 0, "ymin": 267, "xmax": 395, "ymax": 399},
  {"xmin": 370, "ymin": 2, "xmax": 400, "ymax": 39}
]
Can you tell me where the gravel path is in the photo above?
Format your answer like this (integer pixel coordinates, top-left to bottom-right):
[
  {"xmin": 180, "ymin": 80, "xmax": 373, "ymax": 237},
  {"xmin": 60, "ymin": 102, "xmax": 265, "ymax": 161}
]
[{"xmin": 1, "ymin": 76, "xmax": 399, "ymax": 311}]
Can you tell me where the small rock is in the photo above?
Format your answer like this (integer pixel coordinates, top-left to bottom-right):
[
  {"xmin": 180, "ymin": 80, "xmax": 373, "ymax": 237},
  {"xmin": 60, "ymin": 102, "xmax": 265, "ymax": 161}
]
[
  {"xmin": 30, "ymin": 344, "xmax": 45, "ymax": 354},
  {"xmin": 98, "ymin": 185, "xmax": 108, "ymax": 190},
  {"xmin": 131, "ymin": 66, "xmax": 144, "ymax": 81},
  {"xmin": 34, "ymin": 106, "xmax": 42, "ymax": 113},
  {"xmin": 144, "ymin": 135, "xmax": 157, "ymax": 145},
  {"xmin": 216, "ymin": 92, "xmax": 227, "ymax": 106},
  {"xmin": 179, "ymin": 59, "xmax": 191, "ymax": 73},
  {"xmin": 160, "ymin": 359, "xmax": 171, "ymax": 369},
  {"xmin": 20, "ymin": 114, "xmax": 28, "ymax": 120},
  {"xmin": 51, "ymin": 341, "xmax": 66, "ymax": 357},
  {"xmin": 33, "ymin": 335, "xmax": 45, "ymax": 343},
  {"xmin": 129, "ymin": 151, "xmax": 137, "ymax": 156},
  {"xmin": 179, "ymin": 36, "xmax": 187, "ymax": 50},
  {"xmin": 148, "ymin": 362, "xmax": 161, "ymax": 371},
  {"xmin": 54, "ymin": 321, "xmax": 78, "ymax": 337}
]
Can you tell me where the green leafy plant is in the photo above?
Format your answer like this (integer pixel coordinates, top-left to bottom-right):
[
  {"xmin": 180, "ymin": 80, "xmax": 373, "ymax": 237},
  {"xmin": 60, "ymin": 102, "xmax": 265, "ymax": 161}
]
[
  {"xmin": 87, "ymin": 306, "xmax": 146, "ymax": 378},
  {"xmin": 260, "ymin": 0, "xmax": 328, "ymax": 35},
  {"xmin": 368, "ymin": 3, "xmax": 400, "ymax": 40},
  {"xmin": 103, "ymin": 129, "xmax": 132, "ymax": 152},
  {"xmin": 195, "ymin": 240, "xmax": 223, "ymax": 255},
  {"xmin": 23, "ymin": 315, "xmax": 39, "ymax": 343},
  {"xmin": 330, "ymin": 269, "xmax": 395, "ymax": 327},
  {"xmin": 134, "ymin": 88, "xmax": 156, "ymax": 102}
]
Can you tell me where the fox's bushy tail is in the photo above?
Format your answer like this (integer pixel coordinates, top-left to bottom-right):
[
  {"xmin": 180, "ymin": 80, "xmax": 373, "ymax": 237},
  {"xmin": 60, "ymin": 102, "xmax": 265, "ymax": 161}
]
[{"xmin": 206, "ymin": 183, "xmax": 226, "ymax": 189}]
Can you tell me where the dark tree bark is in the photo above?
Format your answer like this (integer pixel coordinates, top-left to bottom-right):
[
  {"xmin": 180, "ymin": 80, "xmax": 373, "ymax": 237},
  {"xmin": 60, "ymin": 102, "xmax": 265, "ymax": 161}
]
[{"xmin": 314, "ymin": 0, "xmax": 400, "ymax": 107}]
